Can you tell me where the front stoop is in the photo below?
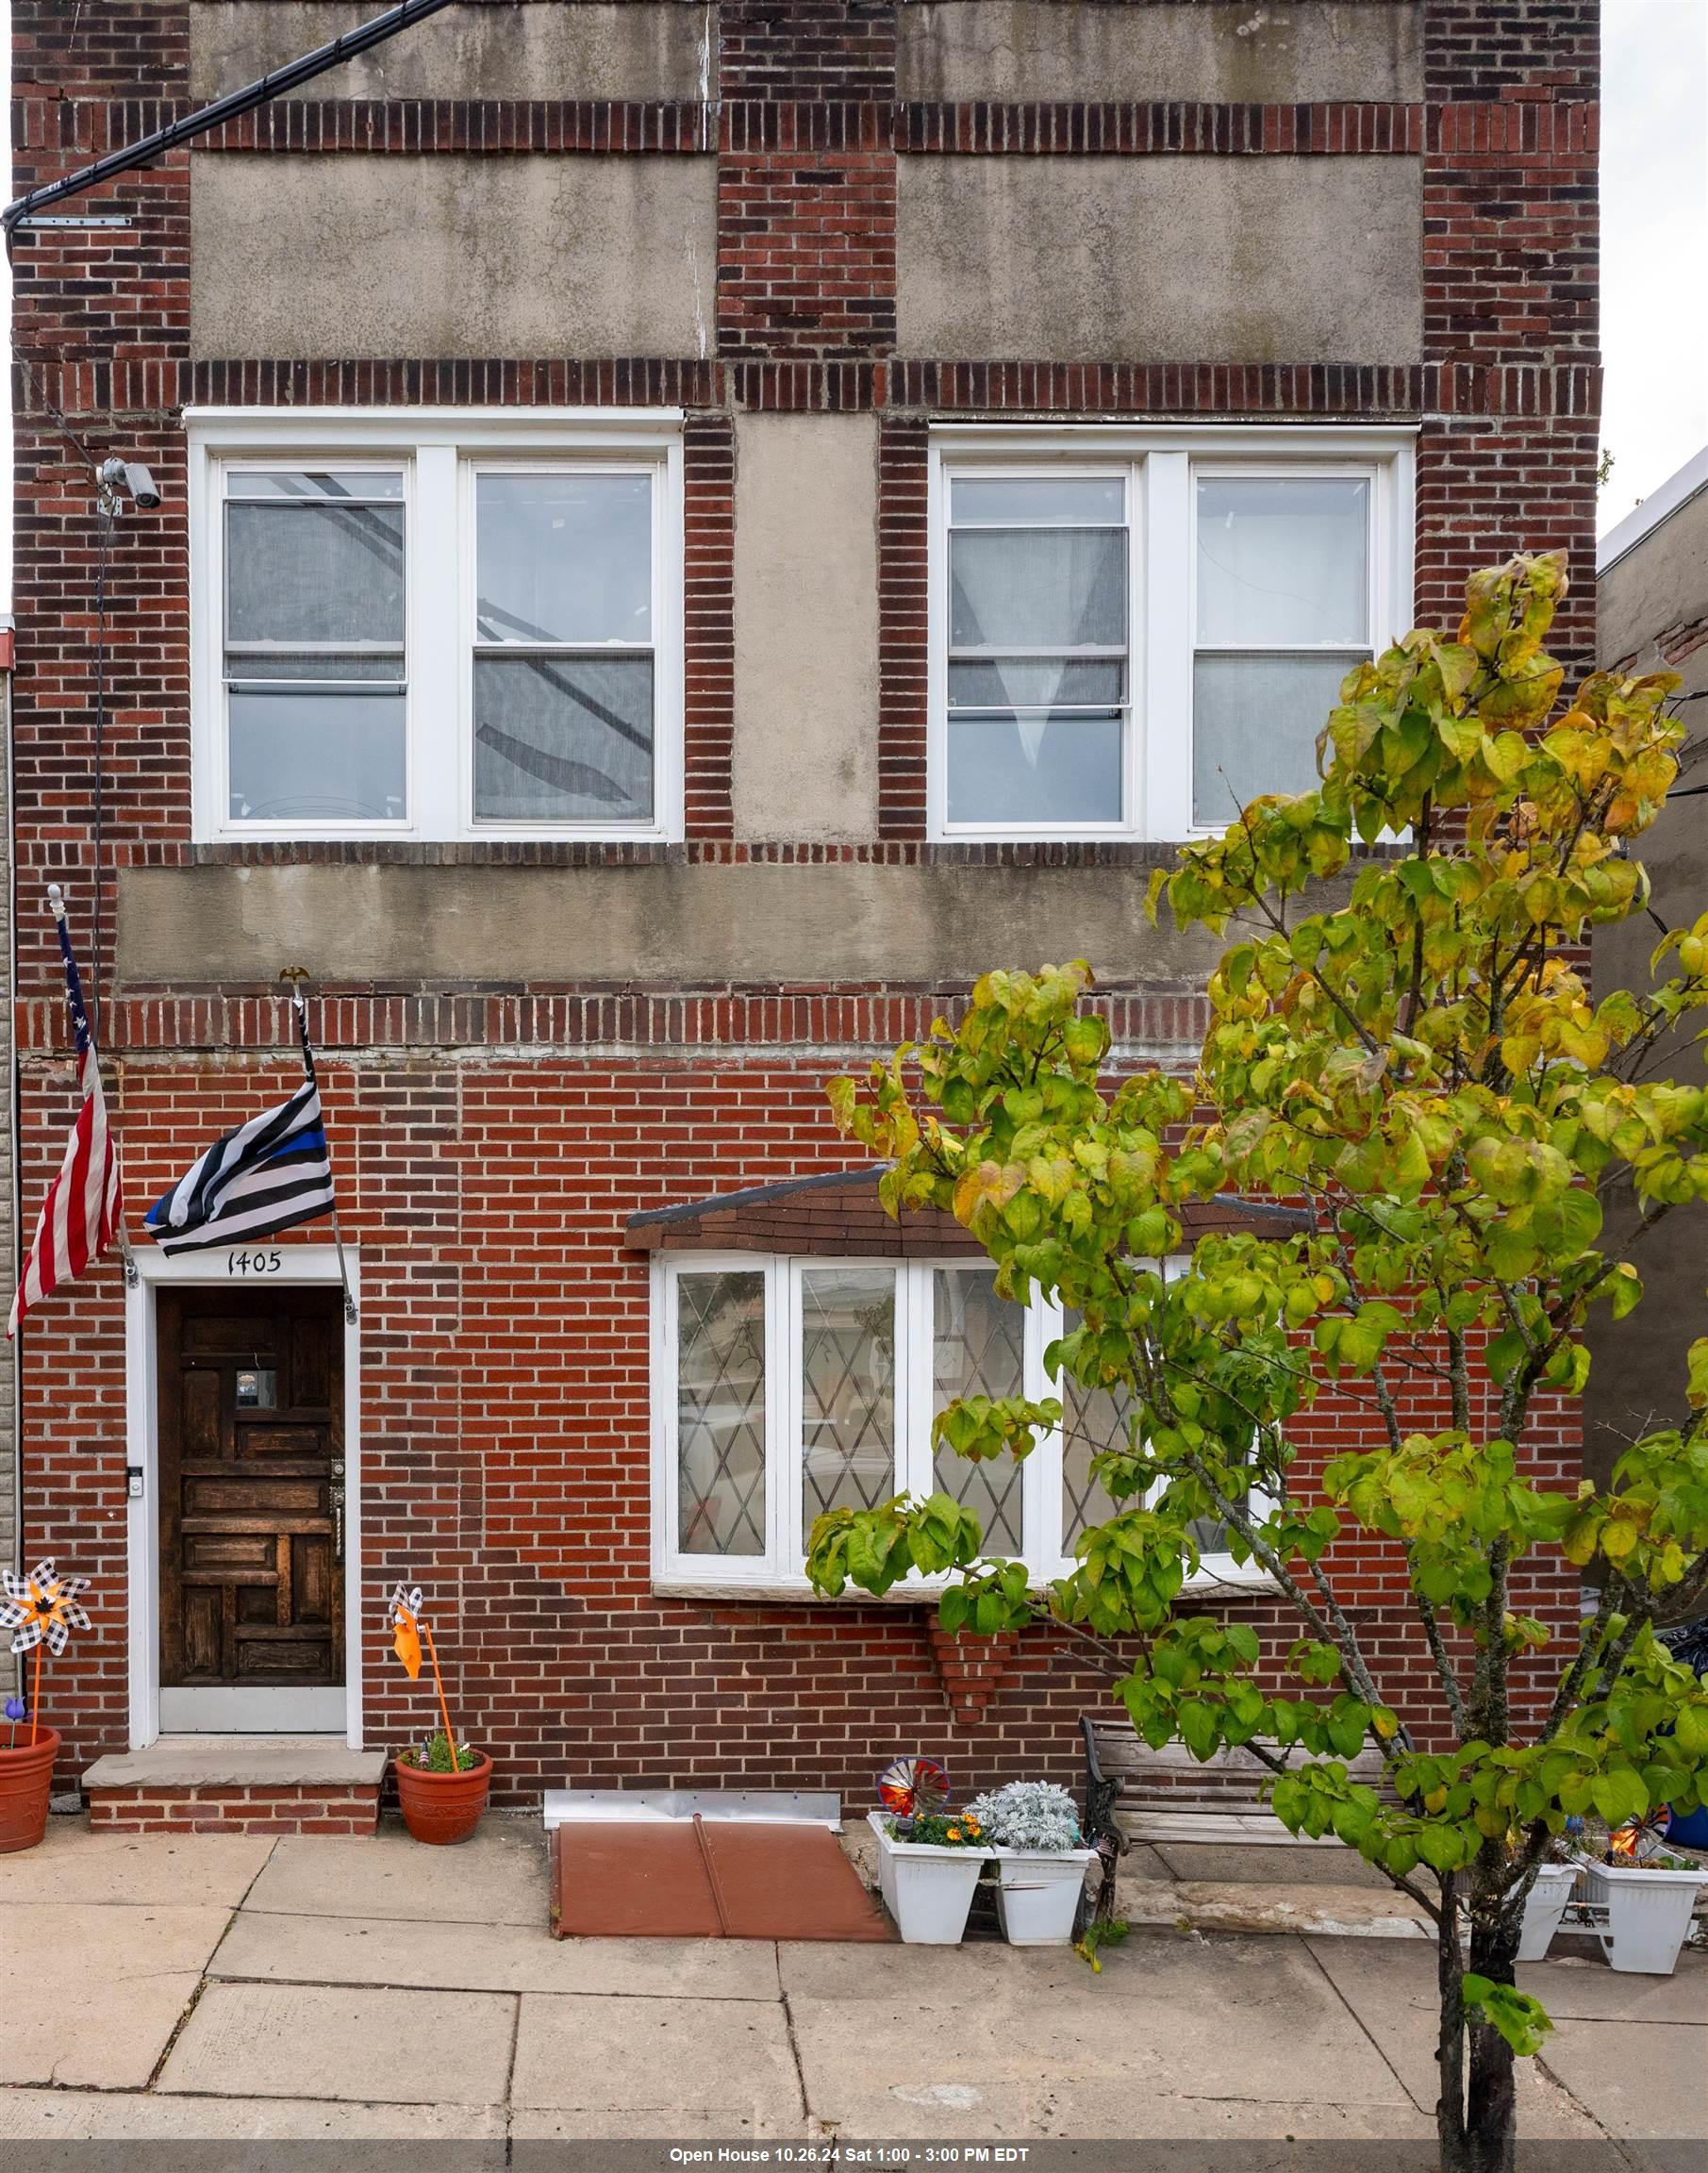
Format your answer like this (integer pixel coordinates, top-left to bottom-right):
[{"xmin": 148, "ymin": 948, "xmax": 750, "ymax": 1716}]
[{"xmin": 81, "ymin": 1736, "xmax": 387, "ymax": 1835}]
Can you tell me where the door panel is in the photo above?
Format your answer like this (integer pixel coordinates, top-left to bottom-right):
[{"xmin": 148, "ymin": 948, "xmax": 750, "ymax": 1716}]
[{"xmin": 158, "ymin": 1286, "xmax": 346, "ymax": 1695}]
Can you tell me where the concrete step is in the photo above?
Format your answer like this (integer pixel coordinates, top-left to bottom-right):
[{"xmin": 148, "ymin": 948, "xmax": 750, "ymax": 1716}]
[{"xmin": 82, "ymin": 1736, "xmax": 387, "ymax": 1836}]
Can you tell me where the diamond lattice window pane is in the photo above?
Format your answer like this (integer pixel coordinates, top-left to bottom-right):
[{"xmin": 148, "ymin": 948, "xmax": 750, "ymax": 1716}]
[
  {"xmin": 932, "ymin": 1269, "xmax": 1026, "ymax": 1555},
  {"xmin": 1062, "ymin": 1364, "xmax": 1130, "ymax": 1553},
  {"xmin": 800, "ymin": 1269, "xmax": 898, "ymax": 1546},
  {"xmin": 1060, "ymin": 1308, "xmax": 1244, "ymax": 1558},
  {"xmin": 676, "ymin": 1271, "xmax": 767, "ymax": 1557}
]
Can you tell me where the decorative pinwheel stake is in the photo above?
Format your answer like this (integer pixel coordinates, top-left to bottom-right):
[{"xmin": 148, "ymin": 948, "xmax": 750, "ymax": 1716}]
[
  {"xmin": 1609, "ymin": 1807, "xmax": 1672, "ymax": 1862},
  {"xmin": 1, "ymin": 1561, "xmax": 92, "ymax": 1743},
  {"xmin": 878, "ymin": 1755, "xmax": 951, "ymax": 1818},
  {"xmin": 388, "ymin": 1580, "xmax": 459, "ymax": 1768}
]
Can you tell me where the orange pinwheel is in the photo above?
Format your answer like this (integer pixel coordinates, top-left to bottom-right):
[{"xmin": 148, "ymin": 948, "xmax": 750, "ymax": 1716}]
[
  {"xmin": 386, "ymin": 1577, "xmax": 457, "ymax": 1766},
  {"xmin": 389, "ymin": 1583, "xmax": 423, "ymax": 1680}
]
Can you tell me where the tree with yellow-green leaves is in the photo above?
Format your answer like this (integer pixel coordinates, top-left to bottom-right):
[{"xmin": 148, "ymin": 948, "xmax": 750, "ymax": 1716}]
[{"xmin": 810, "ymin": 556, "xmax": 1708, "ymax": 2173}]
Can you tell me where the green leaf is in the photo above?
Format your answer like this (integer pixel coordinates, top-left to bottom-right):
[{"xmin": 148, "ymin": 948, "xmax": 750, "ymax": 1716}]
[
  {"xmin": 1462, "ymin": 1976, "xmax": 1554, "ymax": 2060},
  {"xmin": 1590, "ymin": 1771, "xmax": 1649, "ymax": 1828}
]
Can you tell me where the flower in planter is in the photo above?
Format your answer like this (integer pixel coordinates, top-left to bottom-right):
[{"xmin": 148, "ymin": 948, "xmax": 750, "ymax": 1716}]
[
  {"xmin": 888, "ymin": 1810, "xmax": 987, "ymax": 1848},
  {"xmin": 399, "ymin": 1729, "xmax": 480, "ymax": 1775},
  {"xmin": 962, "ymin": 1781, "xmax": 1083, "ymax": 1852},
  {"xmin": 4, "ymin": 1696, "xmax": 25, "ymax": 1750}
]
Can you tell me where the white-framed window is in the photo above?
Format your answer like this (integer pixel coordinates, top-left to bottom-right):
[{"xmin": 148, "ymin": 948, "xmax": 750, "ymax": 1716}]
[
  {"xmin": 652, "ymin": 1252, "xmax": 1271, "ymax": 1597},
  {"xmin": 188, "ymin": 408, "xmax": 685, "ymax": 841},
  {"xmin": 927, "ymin": 425, "xmax": 1415, "ymax": 841}
]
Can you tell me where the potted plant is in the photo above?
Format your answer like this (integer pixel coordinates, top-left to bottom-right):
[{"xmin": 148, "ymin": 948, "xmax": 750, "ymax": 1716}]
[
  {"xmin": 1514, "ymin": 1854, "xmax": 1581, "ymax": 1965},
  {"xmin": 388, "ymin": 1582, "xmax": 491, "ymax": 1846},
  {"xmin": 866, "ymin": 1805, "xmax": 991, "ymax": 1944},
  {"xmin": 964, "ymin": 1781, "xmax": 1097, "ymax": 1946},
  {"xmin": 1576, "ymin": 1834, "xmax": 1708, "ymax": 1977},
  {"xmin": 0, "ymin": 1561, "xmax": 91, "ymax": 1855}
]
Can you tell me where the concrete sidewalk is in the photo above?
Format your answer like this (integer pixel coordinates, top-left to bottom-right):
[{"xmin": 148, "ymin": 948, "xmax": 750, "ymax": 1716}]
[{"xmin": 0, "ymin": 1815, "xmax": 1700, "ymax": 2155}]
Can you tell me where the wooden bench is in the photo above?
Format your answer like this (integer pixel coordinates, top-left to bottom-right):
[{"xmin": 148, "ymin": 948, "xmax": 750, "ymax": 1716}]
[{"xmin": 1082, "ymin": 1715, "xmax": 1390, "ymax": 1850}]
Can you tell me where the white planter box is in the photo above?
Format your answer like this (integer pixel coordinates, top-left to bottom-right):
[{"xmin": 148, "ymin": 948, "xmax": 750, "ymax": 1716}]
[
  {"xmin": 1516, "ymin": 1863, "xmax": 1580, "ymax": 1964},
  {"xmin": 992, "ymin": 1846, "xmax": 1097, "ymax": 1946},
  {"xmin": 1577, "ymin": 1854, "xmax": 1708, "ymax": 1976},
  {"xmin": 867, "ymin": 1811, "xmax": 990, "ymax": 1945}
]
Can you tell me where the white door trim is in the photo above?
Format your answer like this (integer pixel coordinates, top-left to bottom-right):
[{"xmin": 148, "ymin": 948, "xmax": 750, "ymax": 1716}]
[{"xmin": 125, "ymin": 1245, "xmax": 363, "ymax": 1750}]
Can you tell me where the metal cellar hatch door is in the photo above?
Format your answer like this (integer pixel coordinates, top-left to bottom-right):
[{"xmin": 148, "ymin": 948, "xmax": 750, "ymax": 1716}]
[{"xmin": 546, "ymin": 1796, "xmax": 893, "ymax": 1942}]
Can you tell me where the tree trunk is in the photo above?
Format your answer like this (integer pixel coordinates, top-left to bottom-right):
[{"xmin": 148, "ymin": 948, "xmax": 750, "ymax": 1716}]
[
  {"xmin": 1434, "ymin": 1868, "xmax": 1525, "ymax": 2173},
  {"xmin": 1464, "ymin": 1912, "xmax": 1522, "ymax": 2173},
  {"xmin": 1434, "ymin": 1873, "xmax": 1468, "ymax": 2167}
]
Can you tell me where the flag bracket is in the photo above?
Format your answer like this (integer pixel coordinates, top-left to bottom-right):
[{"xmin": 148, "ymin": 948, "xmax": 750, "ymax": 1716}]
[{"xmin": 280, "ymin": 969, "xmax": 359, "ymax": 1326}]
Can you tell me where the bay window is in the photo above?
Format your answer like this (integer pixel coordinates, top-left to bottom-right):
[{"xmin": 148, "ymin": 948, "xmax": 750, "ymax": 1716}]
[
  {"xmin": 653, "ymin": 1254, "xmax": 1269, "ymax": 1595},
  {"xmin": 929, "ymin": 427, "xmax": 1412, "ymax": 842},
  {"xmin": 191, "ymin": 409, "xmax": 684, "ymax": 841}
]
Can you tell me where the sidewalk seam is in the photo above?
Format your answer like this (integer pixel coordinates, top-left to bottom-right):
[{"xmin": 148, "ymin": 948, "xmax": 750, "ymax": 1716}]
[
  {"xmin": 1297, "ymin": 1931, "xmax": 1434, "ymax": 2121},
  {"xmin": 141, "ymin": 1834, "xmax": 286, "ymax": 2094}
]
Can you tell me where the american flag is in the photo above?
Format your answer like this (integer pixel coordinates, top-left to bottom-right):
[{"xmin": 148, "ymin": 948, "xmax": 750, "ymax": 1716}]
[{"xmin": 7, "ymin": 893, "xmax": 125, "ymax": 1338}]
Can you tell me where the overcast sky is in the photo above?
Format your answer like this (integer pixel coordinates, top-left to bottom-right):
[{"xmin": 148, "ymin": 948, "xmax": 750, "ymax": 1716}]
[
  {"xmin": 1600, "ymin": 0, "xmax": 1708, "ymax": 525},
  {"xmin": 1, "ymin": 0, "xmax": 1705, "ymax": 605}
]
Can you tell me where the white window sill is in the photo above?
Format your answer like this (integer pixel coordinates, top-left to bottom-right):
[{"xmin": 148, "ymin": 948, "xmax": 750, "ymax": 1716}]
[{"xmin": 651, "ymin": 1566, "xmax": 1279, "ymax": 1606}]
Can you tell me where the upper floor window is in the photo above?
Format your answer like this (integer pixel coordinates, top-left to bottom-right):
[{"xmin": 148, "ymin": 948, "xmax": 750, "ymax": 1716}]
[
  {"xmin": 653, "ymin": 1252, "xmax": 1269, "ymax": 1596},
  {"xmin": 929, "ymin": 428, "xmax": 1412, "ymax": 842},
  {"xmin": 946, "ymin": 472, "xmax": 1131, "ymax": 830},
  {"xmin": 191, "ymin": 411, "xmax": 684, "ymax": 842}
]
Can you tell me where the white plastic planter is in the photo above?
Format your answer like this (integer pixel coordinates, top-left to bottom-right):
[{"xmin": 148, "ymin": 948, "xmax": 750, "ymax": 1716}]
[
  {"xmin": 867, "ymin": 1811, "xmax": 990, "ymax": 1944},
  {"xmin": 1516, "ymin": 1863, "xmax": 1580, "ymax": 1964},
  {"xmin": 1578, "ymin": 1855, "xmax": 1708, "ymax": 1976},
  {"xmin": 992, "ymin": 1847, "xmax": 1097, "ymax": 1945}
]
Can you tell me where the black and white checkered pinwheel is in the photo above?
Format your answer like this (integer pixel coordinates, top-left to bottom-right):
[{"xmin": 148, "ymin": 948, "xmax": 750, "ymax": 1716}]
[{"xmin": 1, "ymin": 1560, "xmax": 92, "ymax": 1657}]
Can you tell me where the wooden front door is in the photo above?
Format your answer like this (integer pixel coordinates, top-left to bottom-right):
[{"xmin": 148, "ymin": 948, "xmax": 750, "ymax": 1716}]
[{"xmin": 158, "ymin": 1287, "xmax": 346, "ymax": 1701}]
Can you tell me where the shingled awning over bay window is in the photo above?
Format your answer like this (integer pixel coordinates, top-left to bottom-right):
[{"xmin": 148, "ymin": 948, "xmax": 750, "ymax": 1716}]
[{"xmin": 623, "ymin": 1167, "xmax": 1310, "ymax": 1256}]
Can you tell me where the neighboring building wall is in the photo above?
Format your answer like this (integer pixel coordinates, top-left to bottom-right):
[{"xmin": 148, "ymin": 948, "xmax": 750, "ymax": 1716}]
[
  {"xmin": 1584, "ymin": 456, "xmax": 1708, "ymax": 1489},
  {"xmin": 0, "ymin": 623, "xmax": 13, "ymax": 1589},
  {"xmin": 9, "ymin": 1, "xmax": 1599, "ymax": 1796}
]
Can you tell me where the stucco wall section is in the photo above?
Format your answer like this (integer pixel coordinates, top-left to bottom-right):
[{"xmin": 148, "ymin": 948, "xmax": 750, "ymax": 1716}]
[
  {"xmin": 190, "ymin": 155, "xmax": 717, "ymax": 359},
  {"xmin": 1599, "ymin": 485, "xmax": 1708, "ymax": 677},
  {"xmin": 190, "ymin": 3, "xmax": 714, "ymax": 102},
  {"xmin": 733, "ymin": 415, "xmax": 880, "ymax": 842},
  {"xmin": 1584, "ymin": 483, "xmax": 1708, "ymax": 1480},
  {"xmin": 898, "ymin": 2, "xmax": 1423, "ymax": 106},
  {"xmin": 118, "ymin": 861, "xmax": 1243, "ymax": 992},
  {"xmin": 896, "ymin": 156, "xmax": 1422, "ymax": 364}
]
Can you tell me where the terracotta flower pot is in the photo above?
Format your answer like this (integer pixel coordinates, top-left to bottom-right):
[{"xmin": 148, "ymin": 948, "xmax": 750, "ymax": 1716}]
[
  {"xmin": 0, "ymin": 1727, "xmax": 60, "ymax": 1854},
  {"xmin": 394, "ymin": 1749, "xmax": 492, "ymax": 1845}
]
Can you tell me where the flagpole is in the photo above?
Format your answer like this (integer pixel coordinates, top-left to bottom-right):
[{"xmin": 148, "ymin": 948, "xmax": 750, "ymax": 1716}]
[
  {"xmin": 281, "ymin": 970, "xmax": 357, "ymax": 1324},
  {"xmin": 46, "ymin": 884, "xmax": 137, "ymax": 1290}
]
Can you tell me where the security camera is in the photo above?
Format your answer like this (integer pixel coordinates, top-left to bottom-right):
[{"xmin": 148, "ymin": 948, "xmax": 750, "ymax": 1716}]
[
  {"xmin": 97, "ymin": 456, "xmax": 162, "ymax": 511},
  {"xmin": 122, "ymin": 461, "xmax": 161, "ymax": 509}
]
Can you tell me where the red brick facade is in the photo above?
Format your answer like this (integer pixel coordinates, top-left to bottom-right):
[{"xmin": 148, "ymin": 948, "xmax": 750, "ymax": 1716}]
[{"xmin": 9, "ymin": 1, "xmax": 1599, "ymax": 1807}]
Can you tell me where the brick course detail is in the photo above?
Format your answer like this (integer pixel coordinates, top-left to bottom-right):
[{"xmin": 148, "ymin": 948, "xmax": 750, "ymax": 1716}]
[{"xmin": 88, "ymin": 1782, "xmax": 380, "ymax": 1835}]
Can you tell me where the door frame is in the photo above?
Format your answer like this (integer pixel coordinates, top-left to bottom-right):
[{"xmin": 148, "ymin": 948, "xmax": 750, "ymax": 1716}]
[{"xmin": 126, "ymin": 1246, "xmax": 363, "ymax": 1750}]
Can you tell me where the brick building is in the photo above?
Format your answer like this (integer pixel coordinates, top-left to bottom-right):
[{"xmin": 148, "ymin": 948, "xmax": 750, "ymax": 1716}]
[{"xmin": 9, "ymin": 1, "xmax": 1598, "ymax": 1826}]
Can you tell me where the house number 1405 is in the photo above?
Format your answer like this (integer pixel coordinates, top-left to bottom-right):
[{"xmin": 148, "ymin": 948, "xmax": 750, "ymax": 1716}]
[{"xmin": 225, "ymin": 1249, "xmax": 284, "ymax": 1275}]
